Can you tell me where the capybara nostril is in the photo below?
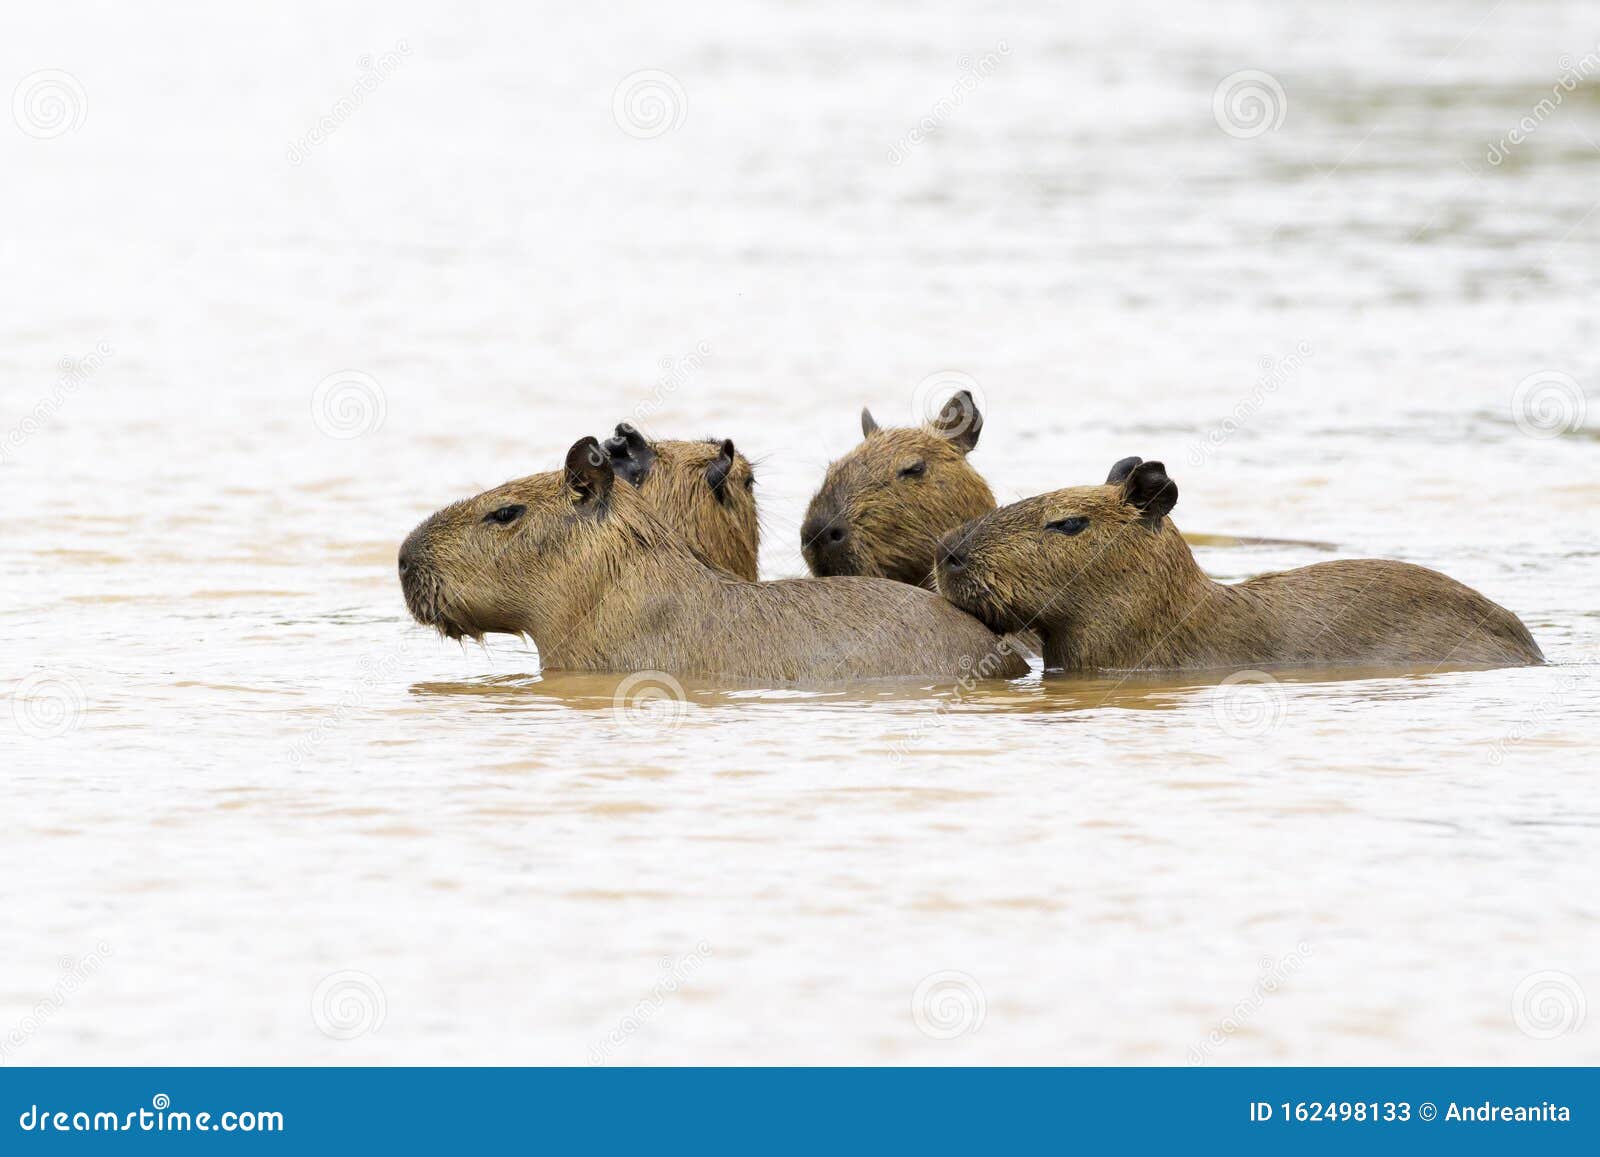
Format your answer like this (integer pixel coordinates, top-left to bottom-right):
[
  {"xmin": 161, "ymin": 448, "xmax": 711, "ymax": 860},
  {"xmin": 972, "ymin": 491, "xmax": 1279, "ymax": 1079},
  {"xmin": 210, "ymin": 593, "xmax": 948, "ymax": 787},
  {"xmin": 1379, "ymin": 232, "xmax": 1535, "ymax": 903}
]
[
  {"xmin": 801, "ymin": 511, "xmax": 856, "ymax": 577},
  {"xmin": 802, "ymin": 513, "xmax": 845, "ymax": 550},
  {"xmin": 398, "ymin": 524, "xmax": 433, "ymax": 584},
  {"xmin": 805, "ymin": 515, "xmax": 851, "ymax": 565}
]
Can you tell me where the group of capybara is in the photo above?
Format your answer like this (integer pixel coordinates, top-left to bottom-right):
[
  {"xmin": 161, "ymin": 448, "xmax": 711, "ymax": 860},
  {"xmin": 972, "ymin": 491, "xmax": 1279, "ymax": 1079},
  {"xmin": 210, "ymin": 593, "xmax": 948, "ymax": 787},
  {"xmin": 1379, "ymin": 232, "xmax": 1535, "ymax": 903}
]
[{"xmin": 398, "ymin": 390, "xmax": 1543, "ymax": 683}]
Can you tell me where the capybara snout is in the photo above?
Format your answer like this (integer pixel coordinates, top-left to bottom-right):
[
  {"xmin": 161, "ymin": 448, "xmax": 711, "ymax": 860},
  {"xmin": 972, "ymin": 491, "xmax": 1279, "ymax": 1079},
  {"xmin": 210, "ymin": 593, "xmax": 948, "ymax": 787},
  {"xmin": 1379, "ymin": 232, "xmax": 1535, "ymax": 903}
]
[
  {"xmin": 936, "ymin": 458, "xmax": 1177, "ymax": 635},
  {"xmin": 399, "ymin": 455, "xmax": 606, "ymax": 641},
  {"xmin": 802, "ymin": 389, "xmax": 996, "ymax": 587},
  {"xmin": 799, "ymin": 502, "xmax": 855, "ymax": 577}
]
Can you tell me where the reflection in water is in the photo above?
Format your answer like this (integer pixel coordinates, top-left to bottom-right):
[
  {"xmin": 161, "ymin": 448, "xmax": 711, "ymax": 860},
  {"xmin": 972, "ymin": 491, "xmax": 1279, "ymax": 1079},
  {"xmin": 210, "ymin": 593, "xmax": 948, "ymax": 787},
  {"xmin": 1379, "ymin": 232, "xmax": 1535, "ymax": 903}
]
[
  {"xmin": 4, "ymin": 0, "xmax": 1598, "ymax": 1067},
  {"xmin": 410, "ymin": 658, "xmax": 1498, "ymax": 717}
]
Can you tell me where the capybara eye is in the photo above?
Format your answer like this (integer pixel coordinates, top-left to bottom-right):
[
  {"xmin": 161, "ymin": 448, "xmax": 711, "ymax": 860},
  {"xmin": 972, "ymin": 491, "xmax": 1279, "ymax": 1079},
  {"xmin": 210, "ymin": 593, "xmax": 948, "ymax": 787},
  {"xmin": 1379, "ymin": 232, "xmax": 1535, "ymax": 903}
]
[
  {"xmin": 1046, "ymin": 516, "xmax": 1089, "ymax": 536},
  {"xmin": 897, "ymin": 460, "xmax": 927, "ymax": 479},
  {"xmin": 483, "ymin": 504, "xmax": 526, "ymax": 526}
]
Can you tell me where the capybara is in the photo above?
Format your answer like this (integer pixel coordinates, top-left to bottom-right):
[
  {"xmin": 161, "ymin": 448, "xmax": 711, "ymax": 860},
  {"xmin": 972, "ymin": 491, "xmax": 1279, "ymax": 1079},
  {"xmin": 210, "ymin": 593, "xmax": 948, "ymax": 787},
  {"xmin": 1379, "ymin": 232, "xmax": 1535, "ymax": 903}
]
[
  {"xmin": 602, "ymin": 423, "xmax": 760, "ymax": 581},
  {"xmin": 398, "ymin": 438, "xmax": 1027, "ymax": 683},
  {"xmin": 935, "ymin": 456, "xmax": 1543, "ymax": 672},
  {"xmin": 802, "ymin": 390, "xmax": 995, "ymax": 587}
]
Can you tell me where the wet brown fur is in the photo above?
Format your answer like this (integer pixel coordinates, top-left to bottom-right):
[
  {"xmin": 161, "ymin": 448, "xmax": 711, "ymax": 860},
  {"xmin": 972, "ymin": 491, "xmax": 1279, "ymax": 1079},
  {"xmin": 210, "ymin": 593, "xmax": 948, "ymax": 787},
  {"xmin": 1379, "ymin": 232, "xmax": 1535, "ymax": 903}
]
[
  {"xmin": 612, "ymin": 433, "xmax": 760, "ymax": 581},
  {"xmin": 399, "ymin": 439, "xmax": 1027, "ymax": 683},
  {"xmin": 802, "ymin": 392, "xmax": 995, "ymax": 587},
  {"xmin": 936, "ymin": 460, "xmax": 1544, "ymax": 672}
]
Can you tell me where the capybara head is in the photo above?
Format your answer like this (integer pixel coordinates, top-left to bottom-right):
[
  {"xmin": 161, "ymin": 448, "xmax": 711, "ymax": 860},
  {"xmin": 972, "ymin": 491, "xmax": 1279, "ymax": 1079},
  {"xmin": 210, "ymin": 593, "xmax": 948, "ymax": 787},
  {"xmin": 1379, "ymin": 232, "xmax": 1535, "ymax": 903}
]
[
  {"xmin": 601, "ymin": 423, "xmax": 760, "ymax": 580},
  {"xmin": 936, "ymin": 456, "xmax": 1181, "ymax": 635},
  {"xmin": 801, "ymin": 390, "xmax": 996, "ymax": 587},
  {"xmin": 398, "ymin": 438, "xmax": 679, "ymax": 641}
]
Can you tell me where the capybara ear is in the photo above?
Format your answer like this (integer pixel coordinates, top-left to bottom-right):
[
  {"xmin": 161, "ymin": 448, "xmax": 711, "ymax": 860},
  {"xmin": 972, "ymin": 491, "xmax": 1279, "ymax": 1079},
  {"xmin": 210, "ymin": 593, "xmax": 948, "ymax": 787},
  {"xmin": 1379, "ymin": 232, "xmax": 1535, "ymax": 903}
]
[
  {"xmin": 706, "ymin": 438, "xmax": 736, "ymax": 503},
  {"xmin": 931, "ymin": 389, "xmax": 982, "ymax": 452},
  {"xmin": 602, "ymin": 422, "xmax": 654, "ymax": 486},
  {"xmin": 1120, "ymin": 460, "xmax": 1177, "ymax": 520},
  {"xmin": 565, "ymin": 436, "xmax": 615, "ymax": 507},
  {"xmin": 860, "ymin": 407, "xmax": 880, "ymax": 438},
  {"xmin": 1106, "ymin": 456, "xmax": 1143, "ymax": 484},
  {"xmin": 607, "ymin": 422, "xmax": 649, "ymax": 456}
]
